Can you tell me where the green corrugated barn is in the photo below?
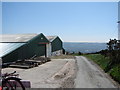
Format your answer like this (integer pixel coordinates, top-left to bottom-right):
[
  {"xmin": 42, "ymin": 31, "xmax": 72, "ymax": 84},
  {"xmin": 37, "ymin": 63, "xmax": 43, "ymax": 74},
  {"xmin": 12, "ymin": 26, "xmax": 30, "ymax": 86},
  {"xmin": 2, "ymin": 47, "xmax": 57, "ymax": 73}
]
[
  {"xmin": 0, "ymin": 33, "xmax": 63, "ymax": 63},
  {"xmin": 0, "ymin": 33, "xmax": 49, "ymax": 63},
  {"xmin": 47, "ymin": 36, "xmax": 63, "ymax": 56}
]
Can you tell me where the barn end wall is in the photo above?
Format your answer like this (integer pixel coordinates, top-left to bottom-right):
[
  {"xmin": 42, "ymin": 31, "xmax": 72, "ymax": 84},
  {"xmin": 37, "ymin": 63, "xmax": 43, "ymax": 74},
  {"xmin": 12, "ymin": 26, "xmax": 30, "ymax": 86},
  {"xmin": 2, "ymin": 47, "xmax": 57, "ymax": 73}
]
[
  {"xmin": 24, "ymin": 33, "xmax": 49, "ymax": 58},
  {"xmin": 51, "ymin": 37, "xmax": 63, "ymax": 52},
  {"xmin": 50, "ymin": 36, "xmax": 63, "ymax": 56}
]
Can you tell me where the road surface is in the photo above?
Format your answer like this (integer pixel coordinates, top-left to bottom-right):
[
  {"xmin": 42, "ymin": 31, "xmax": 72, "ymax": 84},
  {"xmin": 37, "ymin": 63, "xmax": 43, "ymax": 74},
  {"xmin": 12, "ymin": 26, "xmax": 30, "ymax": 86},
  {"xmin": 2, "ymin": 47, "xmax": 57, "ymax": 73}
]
[
  {"xmin": 2, "ymin": 59, "xmax": 76, "ymax": 88},
  {"xmin": 2, "ymin": 56, "xmax": 119, "ymax": 88},
  {"xmin": 75, "ymin": 56, "xmax": 117, "ymax": 88}
]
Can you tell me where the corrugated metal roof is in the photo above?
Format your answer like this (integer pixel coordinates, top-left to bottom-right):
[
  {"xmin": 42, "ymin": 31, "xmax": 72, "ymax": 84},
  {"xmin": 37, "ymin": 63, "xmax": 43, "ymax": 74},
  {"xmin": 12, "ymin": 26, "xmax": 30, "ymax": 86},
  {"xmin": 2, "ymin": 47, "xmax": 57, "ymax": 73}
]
[
  {"xmin": 46, "ymin": 36, "xmax": 57, "ymax": 42},
  {"xmin": 0, "ymin": 34, "xmax": 37, "ymax": 42},
  {"xmin": 0, "ymin": 34, "xmax": 58, "ymax": 43},
  {"xmin": 0, "ymin": 43, "xmax": 25, "ymax": 57}
]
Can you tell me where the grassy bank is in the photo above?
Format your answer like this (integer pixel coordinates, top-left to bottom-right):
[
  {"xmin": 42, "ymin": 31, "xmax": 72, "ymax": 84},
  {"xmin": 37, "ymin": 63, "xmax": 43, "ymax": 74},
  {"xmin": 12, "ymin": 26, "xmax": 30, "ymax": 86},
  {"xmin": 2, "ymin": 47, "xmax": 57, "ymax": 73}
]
[{"xmin": 83, "ymin": 54, "xmax": 120, "ymax": 84}]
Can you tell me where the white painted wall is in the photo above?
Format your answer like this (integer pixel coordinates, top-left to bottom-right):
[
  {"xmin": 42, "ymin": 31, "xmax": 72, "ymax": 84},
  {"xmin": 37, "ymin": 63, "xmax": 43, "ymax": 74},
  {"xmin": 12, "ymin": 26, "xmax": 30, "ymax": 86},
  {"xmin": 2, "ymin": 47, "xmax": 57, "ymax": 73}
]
[
  {"xmin": 46, "ymin": 42, "xmax": 63, "ymax": 57},
  {"xmin": 46, "ymin": 43, "xmax": 51, "ymax": 57},
  {"xmin": 52, "ymin": 50, "xmax": 63, "ymax": 56}
]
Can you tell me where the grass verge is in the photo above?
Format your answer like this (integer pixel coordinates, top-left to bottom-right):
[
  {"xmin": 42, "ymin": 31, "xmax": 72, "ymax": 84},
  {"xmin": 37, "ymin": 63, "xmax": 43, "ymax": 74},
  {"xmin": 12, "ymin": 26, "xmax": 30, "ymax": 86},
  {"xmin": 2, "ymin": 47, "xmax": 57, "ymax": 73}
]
[{"xmin": 83, "ymin": 54, "xmax": 120, "ymax": 84}]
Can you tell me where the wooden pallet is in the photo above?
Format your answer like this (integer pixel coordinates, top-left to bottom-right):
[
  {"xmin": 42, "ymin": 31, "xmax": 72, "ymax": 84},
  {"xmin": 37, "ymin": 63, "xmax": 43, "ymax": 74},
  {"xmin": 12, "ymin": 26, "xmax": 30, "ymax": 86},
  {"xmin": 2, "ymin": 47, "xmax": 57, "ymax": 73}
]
[
  {"xmin": 25, "ymin": 60, "xmax": 42, "ymax": 65},
  {"xmin": 6, "ymin": 57, "xmax": 51, "ymax": 69},
  {"xmin": 9, "ymin": 64, "xmax": 32, "ymax": 69}
]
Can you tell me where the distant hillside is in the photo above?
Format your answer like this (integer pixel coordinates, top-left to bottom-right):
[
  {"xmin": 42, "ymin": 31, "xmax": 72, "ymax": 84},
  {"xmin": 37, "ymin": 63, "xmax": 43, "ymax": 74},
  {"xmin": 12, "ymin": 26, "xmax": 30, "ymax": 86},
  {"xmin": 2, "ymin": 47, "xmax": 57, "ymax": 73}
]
[{"xmin": 63, "ymin": 42, "xmax": 107, "ymax": 53}]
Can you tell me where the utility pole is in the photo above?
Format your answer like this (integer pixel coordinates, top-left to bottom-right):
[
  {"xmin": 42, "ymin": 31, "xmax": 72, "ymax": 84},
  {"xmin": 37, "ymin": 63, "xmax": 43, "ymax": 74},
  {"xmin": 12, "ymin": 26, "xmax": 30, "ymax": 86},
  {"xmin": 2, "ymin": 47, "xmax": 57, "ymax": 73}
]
[{"xmin": 118, "ymin": 1, "xmax": 120, "ymax": 40}]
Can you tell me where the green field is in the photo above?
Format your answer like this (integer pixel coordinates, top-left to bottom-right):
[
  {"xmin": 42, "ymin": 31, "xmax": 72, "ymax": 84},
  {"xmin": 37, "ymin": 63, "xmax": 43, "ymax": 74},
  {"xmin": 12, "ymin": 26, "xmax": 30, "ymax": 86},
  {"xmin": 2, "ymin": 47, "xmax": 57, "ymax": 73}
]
[{"xmin": 83, "ymin": 54, "xmax": 120, "ymax": 84}]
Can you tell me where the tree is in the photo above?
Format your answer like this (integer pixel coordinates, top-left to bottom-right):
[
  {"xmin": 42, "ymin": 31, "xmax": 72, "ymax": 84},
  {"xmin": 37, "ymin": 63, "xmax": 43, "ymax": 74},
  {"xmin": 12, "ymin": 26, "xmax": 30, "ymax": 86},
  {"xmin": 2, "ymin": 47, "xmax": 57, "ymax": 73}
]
[
  {"xmin": 78, "ymin": 51, "xmax": 82, "ymax": 55},
  {"xmin": 105, "ymin": 39, "xmax": 120, "ymax": 72}
]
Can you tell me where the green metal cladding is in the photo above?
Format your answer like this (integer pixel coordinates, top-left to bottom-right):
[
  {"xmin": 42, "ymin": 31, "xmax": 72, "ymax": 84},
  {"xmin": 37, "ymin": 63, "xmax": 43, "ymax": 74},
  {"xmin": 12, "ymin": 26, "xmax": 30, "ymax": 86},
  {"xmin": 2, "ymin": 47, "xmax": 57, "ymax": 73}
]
[
  {"xmin": 2, "ymin": 33, "xmax": 63, "ymax": 63},
  {"xmin": 24, "ymin": 33, "xmax": 49, "ymax": 59},
  {"xmin": 2, "ymin": 33, "xmax": 49, "ymax": 63},
  {"xmin": 51, "ymin": 36, "xmax": 63, "ymax": 52}
]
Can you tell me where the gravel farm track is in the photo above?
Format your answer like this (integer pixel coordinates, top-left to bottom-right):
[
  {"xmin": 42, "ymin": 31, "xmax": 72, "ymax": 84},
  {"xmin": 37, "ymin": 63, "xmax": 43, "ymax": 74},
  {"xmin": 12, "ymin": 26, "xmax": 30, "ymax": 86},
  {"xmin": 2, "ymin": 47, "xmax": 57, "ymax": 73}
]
[{"xmin": 2, "ymin": 55, "xmax": 120, "ymax": 88}]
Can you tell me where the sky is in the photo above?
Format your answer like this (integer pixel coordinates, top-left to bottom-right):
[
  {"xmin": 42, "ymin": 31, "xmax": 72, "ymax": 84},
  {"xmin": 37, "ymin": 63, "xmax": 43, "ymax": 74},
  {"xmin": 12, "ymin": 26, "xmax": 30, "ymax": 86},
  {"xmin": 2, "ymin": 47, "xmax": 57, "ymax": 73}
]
[{"xmin": 2, "ymin": 2, "xmax": 118, "ymax": 42}]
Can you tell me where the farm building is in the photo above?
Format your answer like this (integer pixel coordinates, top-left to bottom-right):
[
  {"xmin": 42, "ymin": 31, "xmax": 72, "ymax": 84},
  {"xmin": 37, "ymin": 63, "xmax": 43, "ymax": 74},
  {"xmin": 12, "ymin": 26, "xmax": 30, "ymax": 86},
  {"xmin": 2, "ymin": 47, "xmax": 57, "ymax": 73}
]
[
  {"xmin": 47, "ymin": 36, "xmax": 63, "ymax": 56},
  {"xmin": 0, "ymin": 33, "xmax": 63, "ymax": 63}
]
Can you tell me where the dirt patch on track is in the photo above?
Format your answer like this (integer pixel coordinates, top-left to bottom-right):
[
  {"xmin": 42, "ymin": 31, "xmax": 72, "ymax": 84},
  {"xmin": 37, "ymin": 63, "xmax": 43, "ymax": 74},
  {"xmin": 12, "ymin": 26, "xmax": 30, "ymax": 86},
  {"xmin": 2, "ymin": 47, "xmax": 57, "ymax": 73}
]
[
  {"xmin": 46, "ymin": 59, "xmax": 77, "ymax": 88},
  {"xmin": 51, "ymin": 55, "xmax": 75, "ymax": 59}
]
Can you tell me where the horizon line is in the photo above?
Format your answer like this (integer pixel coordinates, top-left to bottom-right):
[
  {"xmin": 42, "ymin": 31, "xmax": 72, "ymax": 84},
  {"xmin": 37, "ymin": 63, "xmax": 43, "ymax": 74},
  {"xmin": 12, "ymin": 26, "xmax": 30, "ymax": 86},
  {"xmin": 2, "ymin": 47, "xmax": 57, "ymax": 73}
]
[{"xmin": 63, "ymin": 41, "xmax": 107, "ymax": 43}]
